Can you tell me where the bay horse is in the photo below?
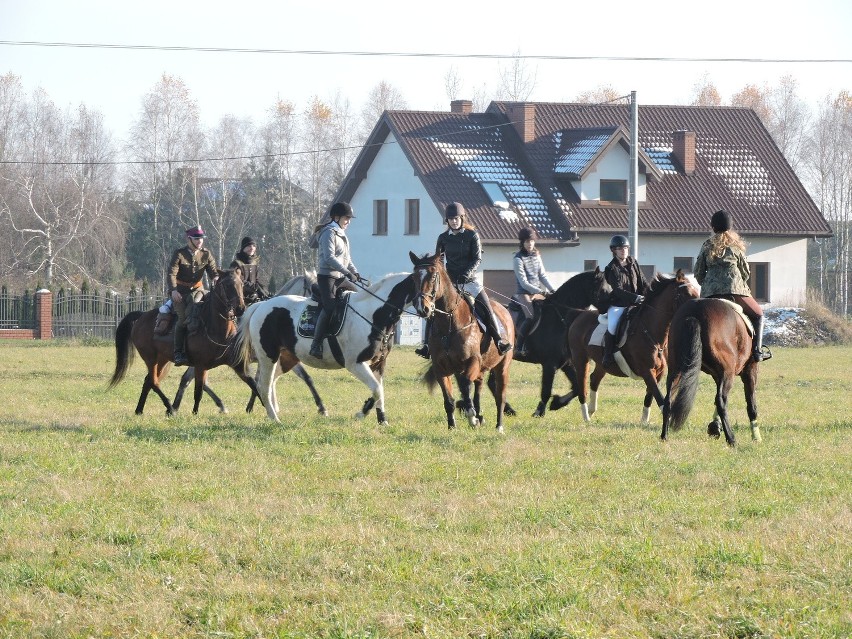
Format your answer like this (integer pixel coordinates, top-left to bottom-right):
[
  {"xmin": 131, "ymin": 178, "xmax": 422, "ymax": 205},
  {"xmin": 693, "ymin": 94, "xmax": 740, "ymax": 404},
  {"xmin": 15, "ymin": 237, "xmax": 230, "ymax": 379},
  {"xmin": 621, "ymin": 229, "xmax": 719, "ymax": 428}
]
[
  {"xmin": 410, "ymin": 252, "xmax": 514, "ymax": 433},
  {"xmin": 509, "ymin": 268, "xmax": 612, "ymax": 417},
  {"xmin": 564, "ymin": 270, "xmax": 699, "ymax": 423},
  {"xmin": 660, "ymin": 298, "xmax": 762, "ymax": 447},
  {"xmin": 234, "ymin": 272, "xmax": 418, "ymax": 424},
  {"xmin": 109, "ymin": 269, "xmax": 259, "ymax": 415}
]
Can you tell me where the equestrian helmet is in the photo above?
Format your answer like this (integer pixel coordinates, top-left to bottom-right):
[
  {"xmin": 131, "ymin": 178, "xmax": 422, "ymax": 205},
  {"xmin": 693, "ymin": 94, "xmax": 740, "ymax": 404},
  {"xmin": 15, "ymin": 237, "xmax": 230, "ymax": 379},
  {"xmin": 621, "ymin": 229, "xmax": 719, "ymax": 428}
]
[
  {"xmin": 518, "ymin": 227, "xmax": 538, "ymax": 242},
  {"xmin": 186, "ymin": 226, "xmax": 205, "ymax": 238},
  {"xmin": 445, "ymin": 202, "xmax": 466, "ymax": 220},
  {"xmin": 609, "ymin": 234, "xmax": 630, "ymax": 249},
  {"xmin": 711, "ymin": 209, "xmax": 732, "ymax": 233},
  {"xmin": 329, "ymin": 201, "xmax": 355, "ymax": 219}
]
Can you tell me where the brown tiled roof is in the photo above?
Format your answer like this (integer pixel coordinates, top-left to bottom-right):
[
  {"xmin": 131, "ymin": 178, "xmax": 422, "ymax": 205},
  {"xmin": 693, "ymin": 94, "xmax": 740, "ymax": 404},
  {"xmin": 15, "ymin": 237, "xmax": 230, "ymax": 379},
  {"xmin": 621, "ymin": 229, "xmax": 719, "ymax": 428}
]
[{"xmin": 337, "ymin": 102, "xmax": 831, "ymax": 242}]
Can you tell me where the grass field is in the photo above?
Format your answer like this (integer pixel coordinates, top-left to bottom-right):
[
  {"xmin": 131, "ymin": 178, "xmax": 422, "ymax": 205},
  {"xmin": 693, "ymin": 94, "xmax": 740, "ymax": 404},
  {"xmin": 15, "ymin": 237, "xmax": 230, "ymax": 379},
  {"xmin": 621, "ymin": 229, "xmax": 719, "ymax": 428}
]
[{"xmin": 0, "ymin": 341, "xmax": 850, "ymax": 638}]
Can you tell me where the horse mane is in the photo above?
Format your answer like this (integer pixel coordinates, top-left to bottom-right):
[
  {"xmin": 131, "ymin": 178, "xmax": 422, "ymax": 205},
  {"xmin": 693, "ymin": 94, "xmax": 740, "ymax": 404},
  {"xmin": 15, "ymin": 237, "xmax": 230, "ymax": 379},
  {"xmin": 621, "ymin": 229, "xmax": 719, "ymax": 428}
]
[{"xmin": 550, "ymin": 269, "xmax": 608, "ymax": 309}]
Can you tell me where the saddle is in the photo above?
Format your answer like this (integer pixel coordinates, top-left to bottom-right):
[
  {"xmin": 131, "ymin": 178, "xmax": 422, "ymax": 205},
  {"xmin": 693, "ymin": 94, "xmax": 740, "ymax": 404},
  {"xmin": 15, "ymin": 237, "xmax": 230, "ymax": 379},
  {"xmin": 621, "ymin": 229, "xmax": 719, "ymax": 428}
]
[{"xmin": 297, "ymin": 291, "xmax": 351, "ymax": 338}]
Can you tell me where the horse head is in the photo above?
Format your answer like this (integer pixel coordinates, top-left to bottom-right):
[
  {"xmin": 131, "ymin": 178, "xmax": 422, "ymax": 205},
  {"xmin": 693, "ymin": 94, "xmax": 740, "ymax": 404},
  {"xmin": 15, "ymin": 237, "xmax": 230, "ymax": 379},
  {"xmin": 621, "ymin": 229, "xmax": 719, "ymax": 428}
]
[
  {"xmin": 409, "ymin": 251, "xmax": 447, "ymax": 319},
  {"xmin": 590, "ymin": 266, "xmax": 613, "ymax": 312},
  {"xmin": 214, "ymin": 269, "xmax": 246, "ymax": 319},
  {"xmin": 642, "ymin": 269, "xmax": 699, "ymax": 315}
]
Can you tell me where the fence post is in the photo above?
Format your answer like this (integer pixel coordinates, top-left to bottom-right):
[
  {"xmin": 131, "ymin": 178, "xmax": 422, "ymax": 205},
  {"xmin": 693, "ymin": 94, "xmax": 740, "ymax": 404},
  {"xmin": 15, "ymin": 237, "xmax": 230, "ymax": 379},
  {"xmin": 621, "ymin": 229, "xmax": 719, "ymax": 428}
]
[{"xmin": 35, "ymin": 289, "xmax": 53, "ymax": 340}]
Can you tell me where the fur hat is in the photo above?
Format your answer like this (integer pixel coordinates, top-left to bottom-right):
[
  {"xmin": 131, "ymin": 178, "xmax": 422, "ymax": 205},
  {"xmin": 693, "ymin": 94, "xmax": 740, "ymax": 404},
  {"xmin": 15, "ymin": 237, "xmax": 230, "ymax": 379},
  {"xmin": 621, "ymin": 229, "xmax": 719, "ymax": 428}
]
[
  {"xmin": 445, "ymin": 202, "xmax": 466, "ymax": 219},
  {"xmin": 518, "ymin": 227, "xmax": 537, "ymax": 242},
  {"xmin": 329, "ymin": 201, "xmax": 355, "ymax": 219},
  {"xmin": 711, "ymin": 209, "xmax": 732, "ymax": 233},
  {"xmin": 185, "ymin": 226, "xmax": 205, "ymax": 238},
  {"xmin": 240, "ymin": 236, "xmax": 256, "ymax": 250}
]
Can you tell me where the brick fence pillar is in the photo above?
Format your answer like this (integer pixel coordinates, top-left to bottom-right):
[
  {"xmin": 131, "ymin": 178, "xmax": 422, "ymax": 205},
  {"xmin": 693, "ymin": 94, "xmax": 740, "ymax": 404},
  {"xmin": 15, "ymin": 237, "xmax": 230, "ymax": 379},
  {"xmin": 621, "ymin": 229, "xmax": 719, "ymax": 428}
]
[{"xmin": 35, "ymin": 289, "xmax": 53, "ymax": 340}]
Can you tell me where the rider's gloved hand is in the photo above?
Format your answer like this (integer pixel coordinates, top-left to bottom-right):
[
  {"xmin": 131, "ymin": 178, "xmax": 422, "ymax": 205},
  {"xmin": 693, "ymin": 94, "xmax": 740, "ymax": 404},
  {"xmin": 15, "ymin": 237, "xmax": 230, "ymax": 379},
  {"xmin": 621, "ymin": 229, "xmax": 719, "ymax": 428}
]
[{"xmin": 635, "ymin": 294, "xmax": 645, "ymax": 304}]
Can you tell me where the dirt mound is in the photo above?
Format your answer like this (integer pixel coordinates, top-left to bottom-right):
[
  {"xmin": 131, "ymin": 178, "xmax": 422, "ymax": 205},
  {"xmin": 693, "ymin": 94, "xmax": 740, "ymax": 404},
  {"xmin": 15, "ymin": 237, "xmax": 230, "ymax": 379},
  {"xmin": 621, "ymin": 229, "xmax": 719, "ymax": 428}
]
[{"xmin": 764, "ymin": 306, "xmax": 852, "ymax": 347}]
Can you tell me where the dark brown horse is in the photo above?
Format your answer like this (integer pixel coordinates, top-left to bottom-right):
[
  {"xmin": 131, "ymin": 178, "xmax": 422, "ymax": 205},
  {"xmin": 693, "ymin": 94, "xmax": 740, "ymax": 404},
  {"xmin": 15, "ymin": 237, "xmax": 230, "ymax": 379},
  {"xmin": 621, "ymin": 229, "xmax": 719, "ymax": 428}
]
[
  {"xmin": 660, "ymin": 298, "xmax": 762, "ymax": 446},
  {"xmin": 410, "ymin": 251, "xmax": 514, "ymax": 432},
  {"xmin": 109, "ymin": 269, "xmax": 259, "ymax": 415},
  {"xmin": 564, "ymin": 270, "xmax": 699, "ymax": 423}
]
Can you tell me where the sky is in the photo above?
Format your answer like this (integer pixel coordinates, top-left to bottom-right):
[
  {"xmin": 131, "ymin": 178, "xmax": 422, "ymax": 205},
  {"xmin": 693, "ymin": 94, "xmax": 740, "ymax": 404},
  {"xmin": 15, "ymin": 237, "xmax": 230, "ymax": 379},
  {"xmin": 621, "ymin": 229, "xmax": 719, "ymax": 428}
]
[{"xmin": 2, "ymin": 0, "xmax": 851, "ymax": 145}]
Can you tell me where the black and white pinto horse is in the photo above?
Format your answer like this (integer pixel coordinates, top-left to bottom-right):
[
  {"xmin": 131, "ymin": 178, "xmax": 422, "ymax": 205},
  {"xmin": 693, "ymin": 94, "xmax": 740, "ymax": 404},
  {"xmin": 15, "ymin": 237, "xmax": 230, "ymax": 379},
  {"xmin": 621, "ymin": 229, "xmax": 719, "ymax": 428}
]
[{"xmin": 234, "ymin": 272, "xmax": 418, "ymax": 424}]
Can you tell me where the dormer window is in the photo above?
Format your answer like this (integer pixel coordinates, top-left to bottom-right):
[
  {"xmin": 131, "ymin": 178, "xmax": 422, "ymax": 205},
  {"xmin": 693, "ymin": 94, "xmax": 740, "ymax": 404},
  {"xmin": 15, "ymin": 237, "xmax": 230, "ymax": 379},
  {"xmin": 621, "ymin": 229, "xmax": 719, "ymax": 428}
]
[
  {"xmin": 481, "ymin": 182, "xmax": 509, "ymax": 207},
  {"xmin": 600, "ymin": 179, "xmax": 627, "ymax": 204}
]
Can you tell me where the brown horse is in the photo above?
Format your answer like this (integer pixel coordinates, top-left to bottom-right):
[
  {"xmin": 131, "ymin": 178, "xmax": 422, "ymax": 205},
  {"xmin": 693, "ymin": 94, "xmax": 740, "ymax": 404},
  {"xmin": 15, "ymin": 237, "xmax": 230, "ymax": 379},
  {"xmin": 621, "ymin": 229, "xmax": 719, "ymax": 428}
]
[
  {"xmin": 109, "ymin": 269, "xmax": 258, "ymax": 415},
  {"xmin": 409, "ymin": 251, "xmax": 514, "ymax": 432},
  {"xmin": 564, "ymin": 270, "xmax": 699, "ymax": 423},
  {"xmin": 660, "ymin": 298, "xmax": 762, "ymax": 446}
]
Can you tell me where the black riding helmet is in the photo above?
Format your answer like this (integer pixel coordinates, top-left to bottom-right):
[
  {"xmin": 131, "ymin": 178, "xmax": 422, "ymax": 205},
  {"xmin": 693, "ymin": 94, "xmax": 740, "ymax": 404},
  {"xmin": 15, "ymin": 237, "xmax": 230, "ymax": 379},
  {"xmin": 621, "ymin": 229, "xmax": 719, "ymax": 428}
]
[
  {"xmin": 444, "ymin": 202, "xmax": 465, "ymax": 220},
  {"xmin": 609, "ymin": 234, "xmax": 630, "ymax": 249}
]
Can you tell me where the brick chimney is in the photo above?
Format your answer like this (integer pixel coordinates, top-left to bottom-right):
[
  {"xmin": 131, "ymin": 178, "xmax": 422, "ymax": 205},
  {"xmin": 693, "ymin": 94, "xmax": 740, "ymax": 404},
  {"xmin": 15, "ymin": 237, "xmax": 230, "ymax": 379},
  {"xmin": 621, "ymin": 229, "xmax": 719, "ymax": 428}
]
[
  {"xmin": 450, "ymin": 100, "xmax": 473, "ymax": 114},
  {"xmin": 672, "ymin": 130, "xmax": 696, "ymax": 175},
  {"xmin": 506, "ymin": 103, "xmax": 536, "ymax": 143}
]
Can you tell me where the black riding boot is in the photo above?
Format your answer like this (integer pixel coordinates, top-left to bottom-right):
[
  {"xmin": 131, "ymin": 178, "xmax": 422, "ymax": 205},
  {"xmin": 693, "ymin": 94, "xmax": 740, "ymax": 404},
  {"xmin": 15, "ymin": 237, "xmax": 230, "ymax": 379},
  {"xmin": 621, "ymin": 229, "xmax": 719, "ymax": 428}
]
[
  {"xmin": 173, "ymin": 324, "xmax": 189, "ymax": 366},
  {"xmin": 752, "ymin": 315, "xmax": 772, "ymax": 362},
  {"xmin": 514, "ymin": 317, "xmax": 530, "ymax": 357},
  {"xmin": 475, "ymin": 292, "xmax": 511, "ymax": 355},
  {"xmin": 414, "ymin": 319, "xmax": 432, "ymax": 359},
  {"xmin": 601, "ymin": 331, "xmax": 617, "ymax": 366},
  {"xmin": 309, "ymin": 309, "xmax": 330, "ymax": 359}
]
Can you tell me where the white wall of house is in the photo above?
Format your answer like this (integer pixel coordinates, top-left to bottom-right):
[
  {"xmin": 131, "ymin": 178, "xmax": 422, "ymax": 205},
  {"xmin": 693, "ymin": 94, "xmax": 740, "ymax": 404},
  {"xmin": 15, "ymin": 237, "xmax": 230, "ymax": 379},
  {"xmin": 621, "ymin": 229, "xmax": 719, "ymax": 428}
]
[
  {"xmin": 346, "ymin": 133, "xmax": 445, "ymax": 280},
  {"xmin": 572, "ymin": 146, "xmax": 648, "ymax": 202}
]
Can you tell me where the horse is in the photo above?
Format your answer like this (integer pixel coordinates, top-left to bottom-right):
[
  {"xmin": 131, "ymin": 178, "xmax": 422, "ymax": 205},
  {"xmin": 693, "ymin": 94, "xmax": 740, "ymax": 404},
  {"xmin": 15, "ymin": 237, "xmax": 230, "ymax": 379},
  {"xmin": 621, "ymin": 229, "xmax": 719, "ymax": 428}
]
[
  {"xmin": 507, "ymin": 268, "xmax": 612, "ymax": 417},
  {"xmin": 564, "ymin": 270, "xmax": 700, "ymax": 423},
  {"xmin": 409, "ymin": 251, "xmax": 514, "ymax": 433},
  {"xmin": 660, "ymin": 298, "xmax": 762, "ymax": 447},
  {"xmin": 109, "ymin": 269, "xmax": 260, "ymax": 415},
  {"xmin": 234, "ymin": 272, "xmax": 418, "ymax": 424},
  {"xmin": 173, "ymin": 269, "xmax": 329, "ymax": 416}
]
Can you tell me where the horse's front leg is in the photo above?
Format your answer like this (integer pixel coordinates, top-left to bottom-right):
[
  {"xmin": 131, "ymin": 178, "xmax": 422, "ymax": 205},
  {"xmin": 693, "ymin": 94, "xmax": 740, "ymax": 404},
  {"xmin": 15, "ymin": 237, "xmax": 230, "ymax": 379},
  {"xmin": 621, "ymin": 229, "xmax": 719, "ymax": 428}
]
[
  {"xmin": 741, "ymin": 363, "xmax": 761, "ymax": 442},
  {"xmin": 456, "ymin": 375, "xmax": 477, "ymax": 428},
  {"xmin": 436, "ymin": 374, "xmax": 456, "ymax": 429},
  {"xmin": 640, "ymin": 372, "xmax": 665, "ymax": 425},
  {"xmin": 349, "ymin": 363, "xmax": 387, "ymax": 425},
  {"xmin": 548, "ymin": 362, "xmax": 579, "ymax": 413},
  {"xmin": 535, "ymin": 364, "xmax": 556, "ymax": 417},
  {"xmin": 471, "ymin": 379, "xmax": 483, "ymax": 427},
  {"xmin": 172, "ymin": 367, "xmax": 193, "ymax": 411},
  {"xmin": 192, "ymin": 369, "xmax": 208, "ymax": 415},
  {"xmin": 292, "ymin": 363, "xmax": 328, "ymax": 416}
]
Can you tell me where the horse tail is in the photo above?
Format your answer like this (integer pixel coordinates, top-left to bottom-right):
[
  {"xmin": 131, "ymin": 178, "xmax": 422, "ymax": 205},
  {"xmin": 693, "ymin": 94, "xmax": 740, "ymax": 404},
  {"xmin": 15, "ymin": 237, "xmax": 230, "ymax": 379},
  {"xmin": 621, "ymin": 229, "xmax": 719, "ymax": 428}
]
[
  {"xmin": 668, "ymin": 316, "xmax": 703, "ymax": 431},
  {"xmin": 233, "ymin": 302, "xmax": 259, "ymax": 375},
  {"xmin": 422, "ymin": 365, "xmax": 438, "ymax": 393},
  {"xmin": 109, "ymin": 310, "xmax": 144, "ymax": 388}
]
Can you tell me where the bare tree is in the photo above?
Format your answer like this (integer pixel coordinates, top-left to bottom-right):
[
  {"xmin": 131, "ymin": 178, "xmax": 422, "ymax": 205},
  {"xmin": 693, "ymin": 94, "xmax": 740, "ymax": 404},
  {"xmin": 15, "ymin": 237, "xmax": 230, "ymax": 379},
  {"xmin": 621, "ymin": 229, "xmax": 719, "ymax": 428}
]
[
  {"xmin": 360, "ymin": 81, "xmax": 407, "ymax": 140},
  {"xmin": 302, "ymin": 96, "xmax": 335, "ymax": 223},
  {"xmin": 444, "ymin": 66, "xmax": 463, "ymax": 102},
  {"xmin": 731, "ymin": 83, "xmax": 772, "ymax": 122},
  {"xmin": 690, "ymin": 74, "xmax": 722, "ymax": 106},
  {"xmin": 496, "ymin": 50, "xmax": 537, "ymax": 101},
  {"xmin": 767, "ymin": 75, "xmax": 810, "ymax": 172},
  {"xmin": 573, "ymin": 85, "xmax": 623, "ymax": 104},
  {"xmin": 329, "ymin": 91, "xmax": 359, "ymax": 189}
]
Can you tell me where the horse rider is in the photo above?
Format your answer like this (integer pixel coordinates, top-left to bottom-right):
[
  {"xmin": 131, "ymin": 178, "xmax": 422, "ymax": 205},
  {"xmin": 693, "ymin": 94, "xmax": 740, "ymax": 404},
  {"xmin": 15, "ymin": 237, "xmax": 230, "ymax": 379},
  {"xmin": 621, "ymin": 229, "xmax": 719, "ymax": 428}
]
[
  {"xmin": 602, "ymin": 234, "xmax": 649, "ymax": 367},
  {"xmin": 309, "ymin": 201, "xmax": 363, "ymax": 359},
  {"xmin": 168, "ymin": 225, "xmax": 219, "ymax": 366},
  {"xmin": 512, "ymin": 226, "xmax": 555, "ymax": 357},
  {"xmin": 230, "ymin": 236, "xmax": 270, "ymax": 305},
  {"xmin": 415, "ymin": 202, "xmax": 512, "ymax": 359},
  {"xmin": 695, "ymin": 209, "xmax": 771, "ymax": 362}
]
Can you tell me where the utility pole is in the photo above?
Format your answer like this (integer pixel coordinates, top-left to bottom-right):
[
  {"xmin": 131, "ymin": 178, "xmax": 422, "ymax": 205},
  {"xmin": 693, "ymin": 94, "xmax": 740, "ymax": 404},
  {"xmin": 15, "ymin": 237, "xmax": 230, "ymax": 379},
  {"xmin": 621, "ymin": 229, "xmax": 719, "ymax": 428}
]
[{"xmin": 628, "ymin": 90, "xmax": 639, "ymax": 260}]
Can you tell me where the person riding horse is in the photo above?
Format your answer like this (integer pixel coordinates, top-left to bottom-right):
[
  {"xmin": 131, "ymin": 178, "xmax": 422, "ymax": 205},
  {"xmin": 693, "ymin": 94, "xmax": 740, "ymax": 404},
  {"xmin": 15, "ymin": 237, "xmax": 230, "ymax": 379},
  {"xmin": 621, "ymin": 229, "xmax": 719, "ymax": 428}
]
[
  {"xmin": 512, "ymin": 226, "xmax": 555, "ymax": 357},
  {"xmin": 695, "ymin": 209, "xmax": 771, "ymax": 363},
  {"xmin": 602, "ymin": 234, "xmax": 650, "ymax": 367},
  {"xmin": 309, "ymin": 201, "xmax": 363, "ymax": 359},
  {"xmin": 168, "ymin": 225, "xmax": 219, "ymax": 366},
  {"xmin": 230, "ymin": 236, "xmax": 270, "ymax": 305},
  {"xmin": 415, "ymin": 202, "xmax": 512, "ymax": 359}
]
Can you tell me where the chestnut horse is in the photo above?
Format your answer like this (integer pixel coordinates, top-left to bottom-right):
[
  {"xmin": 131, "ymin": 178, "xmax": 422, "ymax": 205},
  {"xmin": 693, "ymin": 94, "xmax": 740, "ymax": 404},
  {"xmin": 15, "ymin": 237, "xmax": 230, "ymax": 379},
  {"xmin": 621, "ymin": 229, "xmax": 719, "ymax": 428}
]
[
  {"xmin": 660, "ymin": 298, "xmax": 762, "ymax": 447},
  {"xmin": 410, "ymin": 251, "xmax": 514, "ymax": 433},
  {"xmin": 109, "ymin": 269, "xmax": 259, "ymax": 415},
  {"xmin": 564, "ymin": 270, "xmax": 699, "ymax": 423}
]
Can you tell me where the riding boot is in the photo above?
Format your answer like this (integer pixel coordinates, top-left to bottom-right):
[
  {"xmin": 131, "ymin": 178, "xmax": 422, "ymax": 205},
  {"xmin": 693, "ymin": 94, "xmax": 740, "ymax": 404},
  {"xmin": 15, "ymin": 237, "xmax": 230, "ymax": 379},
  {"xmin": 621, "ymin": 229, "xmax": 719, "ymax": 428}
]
[
  {"xmin": 601, "ymin": 331, "xmax": 617, "ymax": 367},
  {"xmin": 414, "ymin": 319, "xmax": 432, "ymax": 359},
  {"xmin": 476, "ymin": 292, "xmax": 511, "ymax": 355},
  {"xmin": 309, "ymin": 309, "xmax": 330, "ymax": 359},
  {"xmin": 752, "ymin": 315, "xmax": 772, "ymax": 362},
  {"xmin": 515, "ymin": 318, "xmax": 530, "ymax": 357},
  {"xmin": 173, "ymin": 324, "xmax": 189, "ymax": 366}
]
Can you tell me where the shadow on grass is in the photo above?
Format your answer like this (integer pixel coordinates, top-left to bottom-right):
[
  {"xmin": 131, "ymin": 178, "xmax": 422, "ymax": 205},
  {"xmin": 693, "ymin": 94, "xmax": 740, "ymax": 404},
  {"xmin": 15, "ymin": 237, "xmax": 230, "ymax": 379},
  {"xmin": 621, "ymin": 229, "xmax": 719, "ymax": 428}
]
[{"xmin": 9, "ymin": 420, "xmax": 85, "ymax": 433}]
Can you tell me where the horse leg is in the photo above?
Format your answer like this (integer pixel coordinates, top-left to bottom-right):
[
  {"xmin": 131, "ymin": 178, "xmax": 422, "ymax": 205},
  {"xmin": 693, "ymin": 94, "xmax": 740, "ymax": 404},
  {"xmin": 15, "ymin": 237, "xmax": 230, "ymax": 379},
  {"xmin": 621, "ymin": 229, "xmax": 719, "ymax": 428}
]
[
  {"xmin": 714, "ymin": 374, "xmax": 737, "ymax": 447},
  {"xmin": 192, "ymin": 369, "xmax": 208, "ymax": 414},
  {"xmin": 348, "ymin": 363, "xmax": 387, "ymax": 425},
  {"xmin": 172, "ymin": 367, "xmax": 193, "ymax": 411},
  {"xmin": 548, "ymin": 363, "xmax": 579, "ymax": 412},
  {"xmin": 255, "ymin": 357, "xmax": 280, "ymax": 422},
  {"xmin": 135, "ymin": 374, "xmax": 155, "ymax": 415},
  {"xmin": 741, "ymin": 363, "xmax": 761, "ymax": 442},
  {"xmin": 491, "ymin": 365, "xmax": 510, "ymax": 434},
  {"xmin": 640, "ymin": 372, "xmax": 665, "ymax": 425},
  {"xmin": 487, "ymin": 371, "xmax": 516, "ymax": 416},
  {"xmin": 456, "ymin": 375, "xmax": 478, "ymax": 428},
  {"xmin": 582, "ymin": 363, "xmax": 606, "ymax": 422},
  {"xmin": 292, "ymin": 363, "xmax": 328, "ymax": 416},
  {"xmin": 472, "ymin": 379, "xmax": 483, "ymax": 427},
  {"xmin": 144, "ymin": 362, "xmax": 175, "ymax": 416},
  {"xmin": 535, "ymin": 365, "xmax": 556, "ymax": 417}
]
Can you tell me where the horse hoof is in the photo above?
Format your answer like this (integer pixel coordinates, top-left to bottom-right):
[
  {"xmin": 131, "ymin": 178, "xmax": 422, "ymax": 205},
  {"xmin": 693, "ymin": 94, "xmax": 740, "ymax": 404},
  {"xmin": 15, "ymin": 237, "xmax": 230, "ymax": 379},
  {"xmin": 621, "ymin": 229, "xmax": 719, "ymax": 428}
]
[
  {"xmin": 319, "ymin": 408, "xmax": 329, "ymax": 416},
  {"xmin": 354, "ymin": 412, "xmax": 366, "ymax": 421},
  {"xmin": 496, "ymin": 424, "xmax": 504, "ymax": 434},
  {"xmin": 707, "ymin": 421, "xmax": 721, "ymax": 438},
  {"xmin": 503, "ymin": 405, "xmax": 517, "ymax": 417},
  {"xmin": 379, "ymin": 420, "xmax": 389, "ymax": 426}
]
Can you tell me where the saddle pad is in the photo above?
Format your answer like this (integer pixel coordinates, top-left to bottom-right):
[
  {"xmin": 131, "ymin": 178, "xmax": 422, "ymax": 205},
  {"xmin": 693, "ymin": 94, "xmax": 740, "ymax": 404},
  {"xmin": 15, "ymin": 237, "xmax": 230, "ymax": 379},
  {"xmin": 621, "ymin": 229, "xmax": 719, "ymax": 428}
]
[
  {"xmin": 715, "ymin": 298, "xmax": 755, "ymax": 336},
  {"xmin": 589, "ymin": 317, "xmax": 628, "ymax": 350},
  {"xmin": 296, "ymin": 298, "xmax": 350, "ymax": 339}
]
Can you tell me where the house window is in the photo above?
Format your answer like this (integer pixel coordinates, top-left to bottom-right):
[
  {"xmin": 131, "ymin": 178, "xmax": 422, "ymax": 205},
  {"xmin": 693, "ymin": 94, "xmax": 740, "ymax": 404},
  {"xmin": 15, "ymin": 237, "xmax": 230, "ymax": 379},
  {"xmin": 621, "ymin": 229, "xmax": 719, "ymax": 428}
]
[
  {"xmin": 373, "ymin": 200, "xmax": 388, "ymax": 236},
  {"xmin": 673, "ymin": 256, "xmax": 693, "ymax": 273},
  {"xmin": 600, "ymin": 180, "xmax": 627, "ymax": 204},
  {"xmin": 405, "ymin": 199, "xmax": 420, "ymax": 235},
  {"xmin": 749, "ymin": 262, "xmax": 770, "ymax": 303},
  {"xmin": 640, "ymin": 264, "xmax": 656, "ymax": 282},
  {"xmin": 584, "ymin": 259, "xmax": 598, "ymax": 271}
]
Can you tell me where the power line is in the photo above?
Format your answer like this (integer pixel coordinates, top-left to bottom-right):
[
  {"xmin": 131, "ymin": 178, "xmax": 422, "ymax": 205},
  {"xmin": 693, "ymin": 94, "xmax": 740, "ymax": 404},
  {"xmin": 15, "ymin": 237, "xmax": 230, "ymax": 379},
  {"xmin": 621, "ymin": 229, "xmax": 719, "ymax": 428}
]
[{"xmin": 1, "ymin": 40, "xmax": 850, "ymax": 64}]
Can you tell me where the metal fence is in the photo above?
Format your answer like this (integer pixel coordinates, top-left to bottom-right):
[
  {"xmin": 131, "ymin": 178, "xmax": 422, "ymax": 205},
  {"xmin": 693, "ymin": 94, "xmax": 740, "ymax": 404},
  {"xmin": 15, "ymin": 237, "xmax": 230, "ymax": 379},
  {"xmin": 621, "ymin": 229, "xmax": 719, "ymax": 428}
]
[
  {"xmin": 52, "ymin": 291, "xmax": 161, "ymax": 339},
  {"xmin": 0, "ymin": 288, "xmax": 36, "ymax": 330}
]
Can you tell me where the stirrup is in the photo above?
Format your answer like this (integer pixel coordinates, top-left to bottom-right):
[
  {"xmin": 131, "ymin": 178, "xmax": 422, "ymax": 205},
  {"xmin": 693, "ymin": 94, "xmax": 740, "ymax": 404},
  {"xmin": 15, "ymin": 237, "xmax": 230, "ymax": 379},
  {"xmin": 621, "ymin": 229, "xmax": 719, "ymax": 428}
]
[
  {"xmin": 309, "ymin": 343, "xmax": 323, "ymax": 358},
  {"xmin": 753, "ymin": 346, "xmax": 772, "ymax": 362},
  {"xmin": 173, "ymin": 351, "xmax": 189, "ymax": 366},
  {"xmin": 495, "ymin": 340, "xmax": 512, "ymax": 356},
  {"xmin": 414, "ymin": 344, "xmax": 430, "ymax": 359}
]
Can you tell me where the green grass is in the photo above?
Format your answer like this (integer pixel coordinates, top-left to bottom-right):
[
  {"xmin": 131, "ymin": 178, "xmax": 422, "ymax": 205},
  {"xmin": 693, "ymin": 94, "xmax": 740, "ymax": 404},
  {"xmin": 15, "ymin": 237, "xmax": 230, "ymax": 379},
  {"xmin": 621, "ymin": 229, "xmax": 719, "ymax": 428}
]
[{"xmin": 0, "ymin": 343, "xmax": 850, "ymax": 638}]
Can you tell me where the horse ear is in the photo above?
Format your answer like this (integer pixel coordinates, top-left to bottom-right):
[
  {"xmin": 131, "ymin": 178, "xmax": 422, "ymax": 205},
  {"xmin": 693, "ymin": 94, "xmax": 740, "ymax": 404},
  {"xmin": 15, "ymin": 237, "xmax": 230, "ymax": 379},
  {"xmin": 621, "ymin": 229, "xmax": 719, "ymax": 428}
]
[
  {"xmin": 675, "ymin": 268, "xmax": 684, "ymax": 280},
  {"xmin": 409, "ymin": 251, "xmax": 419, "ymax": 265}
]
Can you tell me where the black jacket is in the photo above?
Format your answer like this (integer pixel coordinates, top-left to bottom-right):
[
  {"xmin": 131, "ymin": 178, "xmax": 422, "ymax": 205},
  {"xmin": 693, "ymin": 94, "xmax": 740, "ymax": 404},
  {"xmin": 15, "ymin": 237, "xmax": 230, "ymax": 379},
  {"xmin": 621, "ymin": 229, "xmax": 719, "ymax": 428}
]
[
  {"xmin": 604, "ymin": 256, "xmax": 649, "ymax": 306},
  {"xmin": 435, "ymin": 228, "xmax": 481, "ymax": 283}
]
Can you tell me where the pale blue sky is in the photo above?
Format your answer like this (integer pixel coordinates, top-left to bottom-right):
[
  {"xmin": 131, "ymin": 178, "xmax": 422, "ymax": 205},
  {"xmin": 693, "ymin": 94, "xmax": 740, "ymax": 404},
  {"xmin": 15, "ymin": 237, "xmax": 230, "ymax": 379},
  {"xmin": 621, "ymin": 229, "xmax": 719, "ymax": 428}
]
[{"xmin": 2, "ymin": 0, "xmax": 850, "ymax": 142}]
